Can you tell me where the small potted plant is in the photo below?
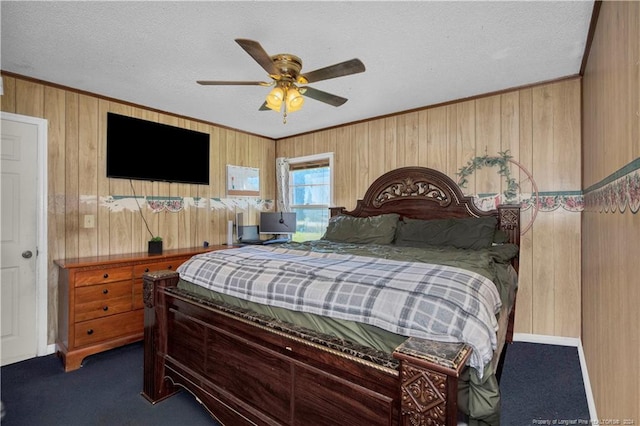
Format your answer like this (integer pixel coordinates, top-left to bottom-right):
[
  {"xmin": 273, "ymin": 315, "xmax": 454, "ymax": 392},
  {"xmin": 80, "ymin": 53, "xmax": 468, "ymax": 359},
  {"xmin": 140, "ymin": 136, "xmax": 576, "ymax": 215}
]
[{"xmin": 148, "ymin": 236, "xmax": 163, "ymax": 255}]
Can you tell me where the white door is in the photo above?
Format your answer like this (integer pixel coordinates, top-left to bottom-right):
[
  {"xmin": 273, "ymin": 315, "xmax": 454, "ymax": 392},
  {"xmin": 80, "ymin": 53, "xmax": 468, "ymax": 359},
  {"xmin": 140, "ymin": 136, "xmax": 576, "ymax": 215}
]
[{"xmin": 1, "ymin": 115, "xmax": 44, "ymax": 366}]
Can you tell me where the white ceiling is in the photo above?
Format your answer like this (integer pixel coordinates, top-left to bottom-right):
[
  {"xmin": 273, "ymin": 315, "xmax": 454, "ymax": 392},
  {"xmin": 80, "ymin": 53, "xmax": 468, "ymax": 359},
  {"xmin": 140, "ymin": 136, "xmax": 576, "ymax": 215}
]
[{"xmin": 1, "ymin": 1, "xmax": 594, "ymax": 140}]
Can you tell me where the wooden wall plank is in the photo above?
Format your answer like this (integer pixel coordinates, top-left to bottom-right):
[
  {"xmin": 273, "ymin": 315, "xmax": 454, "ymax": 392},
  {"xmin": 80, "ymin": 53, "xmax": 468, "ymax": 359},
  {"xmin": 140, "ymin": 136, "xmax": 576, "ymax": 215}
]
[
  {"xmin": 15, "ymin": 79, "xmax": 43, "ymax": 117},
  {"xmin": 500, "ymin": 91, "xmax": 519, "ymax": 198},
  {"xmin": 1, "ymin": 75, "xmax": 17, "ymax": 112},
  {"xmin": 474, "ymin": 96, "xmax": 502, "ymax": 195},
  {"xmin": 456, "ymin": 100, "xmax": 476, "ymax": 191},
  {"xmin": 44, "ymin": 86, "xmax": 67, "ymax": 262},
  {"xmin": 78, "ymin": 95, "xmax": 100, "ymax": 256},
  {"xmin": 403, "ymin": 112, "xmax": 419, "ymax": 168},
  {"xmin": 353, "ymin": 122, "xmax": 370, "ymax": 202},
  {"xmin": 417, "ymin": 109, "xmax": 429, "ymax": 166},
  {"xmin": 64, "ymin": 92, "xmax": 80, "ymax": 259},
  {"xmin": 515, "ymin": 88, "xmax": 533, "ymax": 333},
  {"xmin": 426, "ymin": 106, "xmax": 447, "ymax": 171},
  {"xmin": 384, "ymin": 116, "xmax": 397, "ymax": 171},
  {"xmin": 44, "ymin": 85, "xmax": 67, "ymax": 339},
  {"xmin": 368, "ymin": 119, "xmax": 386, "ymax": 182},
  {"xmin": 334, "ymin": 126, "xmax": 351, "ymax": 208},
  {"xmin": 531, "ymin": 85, "xmax": 555, "ymax": 335}
]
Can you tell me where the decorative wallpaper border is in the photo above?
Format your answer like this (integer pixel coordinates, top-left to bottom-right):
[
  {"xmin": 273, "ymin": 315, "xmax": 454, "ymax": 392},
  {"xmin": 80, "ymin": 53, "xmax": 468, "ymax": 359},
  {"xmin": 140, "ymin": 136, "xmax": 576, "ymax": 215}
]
[
  {"xmin": 77, "ymin": 159, "xmax": 640, "ymax": 217},
  {"xmin": 100, "ymin": 196, "xmax": 274, "ymax": 213},
  {"xmin": 90, "ymin": 192, "xmax": 587, "ymax": 214},
  {"xmin": 473, "ymin": 191, "xmax": 584, "ymax": 212},
  {"xmin": 583, "ymin": 158, "xmax": 640, "ymax": 214}
]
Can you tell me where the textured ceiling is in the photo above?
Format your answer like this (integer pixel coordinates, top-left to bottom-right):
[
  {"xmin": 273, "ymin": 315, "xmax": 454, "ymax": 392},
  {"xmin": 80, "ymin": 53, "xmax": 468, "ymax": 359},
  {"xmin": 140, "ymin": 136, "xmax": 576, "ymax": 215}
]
[{"xmin": 1, "ymin": 1, "xmax": 594, "ymax": 139}]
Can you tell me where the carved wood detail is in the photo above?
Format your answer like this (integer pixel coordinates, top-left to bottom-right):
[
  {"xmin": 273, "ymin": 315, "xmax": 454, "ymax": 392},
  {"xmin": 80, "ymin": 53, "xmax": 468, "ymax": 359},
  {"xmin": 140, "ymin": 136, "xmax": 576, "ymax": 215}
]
[
  {"xmin": 374, "ymin": 178, "xmax": 450, "ymax": 208},
  {"xmin": 499, "ymin": 207, "xmax": 519, "ymax": 231},
  {"xmin": 400, "ymin": 363, "xmax": 448, "ymax": 426}
]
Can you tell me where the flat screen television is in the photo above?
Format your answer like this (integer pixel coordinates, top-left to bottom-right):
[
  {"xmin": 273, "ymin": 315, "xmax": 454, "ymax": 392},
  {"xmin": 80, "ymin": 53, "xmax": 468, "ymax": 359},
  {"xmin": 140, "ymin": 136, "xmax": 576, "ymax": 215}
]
[
  {"xmin": 259, "ymin": 212, "xmax": 297, "ymax": 235},
  {"xmin": 106, "ymin": 112, "xmax": 210, "ymax": 184}
]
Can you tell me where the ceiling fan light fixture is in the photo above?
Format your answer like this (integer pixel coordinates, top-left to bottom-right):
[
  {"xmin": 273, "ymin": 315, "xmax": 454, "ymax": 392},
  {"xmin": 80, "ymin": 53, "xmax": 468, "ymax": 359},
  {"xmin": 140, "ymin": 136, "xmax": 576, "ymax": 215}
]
[
  {"xmin": 286, "ymin": 87, "xmax": 304, "ymax": 112},
  {"xmin": 266, "ymin": 86, "xmax": 284, "ymax": 111}
]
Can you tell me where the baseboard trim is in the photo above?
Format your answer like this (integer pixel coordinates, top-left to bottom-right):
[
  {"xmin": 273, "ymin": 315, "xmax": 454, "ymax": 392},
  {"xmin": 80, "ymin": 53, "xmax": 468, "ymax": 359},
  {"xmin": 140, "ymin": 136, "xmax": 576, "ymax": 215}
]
[
  {"xmin": 45, "ymin": 343, "xmax": 56, "ymax": 355},
  {"xmin": 513, "ymin": 332, "xmax": 580, "ymax": 346},
  {"xmin": 512, "ymin": 333, "xmax": 598, "ymax": 421}
]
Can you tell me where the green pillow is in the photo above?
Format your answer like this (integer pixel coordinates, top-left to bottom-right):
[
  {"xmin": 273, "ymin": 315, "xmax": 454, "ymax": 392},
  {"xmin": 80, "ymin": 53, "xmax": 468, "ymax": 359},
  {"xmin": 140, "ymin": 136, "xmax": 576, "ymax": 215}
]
[
  {"xmin": 493, "ymin": 229, "xmax": 510, "ymax": 244},
  {"xmin": 322, "ymin": 213, "xmax": 400, "ymax": 244},
  {"xmin": 395, "ymin": 216, "xmax": 498, "ymax": 250}
]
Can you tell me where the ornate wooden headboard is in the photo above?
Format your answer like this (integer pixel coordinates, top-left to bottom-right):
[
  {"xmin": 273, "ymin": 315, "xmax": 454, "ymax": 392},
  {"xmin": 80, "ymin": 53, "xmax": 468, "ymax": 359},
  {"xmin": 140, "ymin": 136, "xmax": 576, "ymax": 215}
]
[{"xmin": 330, "ymin": 166, "xmax": 521, "ymax": 248}]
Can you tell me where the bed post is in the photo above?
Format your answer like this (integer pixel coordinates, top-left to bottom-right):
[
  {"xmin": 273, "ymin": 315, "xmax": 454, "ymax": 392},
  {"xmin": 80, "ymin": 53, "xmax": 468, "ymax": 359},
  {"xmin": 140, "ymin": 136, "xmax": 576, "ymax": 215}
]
[
  {"xmin": 496, "ymin": 203, "xmax": 520, "ymax": 345},
  {"xmin": 393, "ymin": 338, "xmax": 472, "ymax": 426},
  {"xmin": 141, "ymin": 270, "xmax": 180, "ymax": 404}
]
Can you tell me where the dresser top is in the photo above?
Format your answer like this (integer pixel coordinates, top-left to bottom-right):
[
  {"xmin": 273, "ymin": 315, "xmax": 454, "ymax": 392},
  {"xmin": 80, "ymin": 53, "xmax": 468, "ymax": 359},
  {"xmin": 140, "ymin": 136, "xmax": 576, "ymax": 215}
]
[{"xmin": 54, "ymin": 245, "xmax": 232, "ymax": 269}]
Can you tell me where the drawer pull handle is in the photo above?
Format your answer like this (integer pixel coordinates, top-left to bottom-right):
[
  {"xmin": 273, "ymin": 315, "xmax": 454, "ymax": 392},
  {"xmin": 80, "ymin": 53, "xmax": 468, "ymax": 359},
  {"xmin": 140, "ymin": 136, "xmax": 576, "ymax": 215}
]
[
  {"xmin": 145, "ymin": 268, "xmax": 149, "ymax": 273},
  {"xmin": 103, "ymin": 273, "xmax": 109, "ymax": 279},
  {"xmin": 87, "ymin": 329, "xmax": 94, "ymax": 335},
  {"xmin": 103, "ymin": 306, "xmax": 109, "ymax": 311},
  {"xmin": 102, "ymin": 289, "xmax": 109, "ymax": 295},
  {"xmin": 168, "ymin": 265, "xmax": 173, "ymax": 270}
]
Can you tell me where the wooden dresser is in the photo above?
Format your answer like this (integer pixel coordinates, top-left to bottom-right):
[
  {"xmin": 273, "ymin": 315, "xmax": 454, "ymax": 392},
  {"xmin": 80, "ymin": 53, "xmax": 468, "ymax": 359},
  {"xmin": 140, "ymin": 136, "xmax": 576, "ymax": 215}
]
[{"xmin": 55, "ymin": 246, "xmax": 228, "ymax": 371}]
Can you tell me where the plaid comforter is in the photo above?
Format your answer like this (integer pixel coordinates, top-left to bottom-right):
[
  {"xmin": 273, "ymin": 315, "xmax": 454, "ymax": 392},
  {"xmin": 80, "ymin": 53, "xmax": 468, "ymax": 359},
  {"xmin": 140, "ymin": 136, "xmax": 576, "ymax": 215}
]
[{"xmin": 177, "ymin": 245, "xmax": 502, "ymax": 374}]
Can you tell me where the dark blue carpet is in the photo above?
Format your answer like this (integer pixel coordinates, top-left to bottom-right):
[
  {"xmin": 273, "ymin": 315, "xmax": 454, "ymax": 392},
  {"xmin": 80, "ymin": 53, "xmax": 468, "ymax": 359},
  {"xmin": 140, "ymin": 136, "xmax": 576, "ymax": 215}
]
[
  {"xmin": 500, "ymin": 342, "xmax": 590, "ymax": 425},
  {"xmin": 0, "ymin": 342, "xmax": 215, "ymax": 426},
  {"xmin": 1, "ymin": 341, "xmax": 589, "ymax": 425}
]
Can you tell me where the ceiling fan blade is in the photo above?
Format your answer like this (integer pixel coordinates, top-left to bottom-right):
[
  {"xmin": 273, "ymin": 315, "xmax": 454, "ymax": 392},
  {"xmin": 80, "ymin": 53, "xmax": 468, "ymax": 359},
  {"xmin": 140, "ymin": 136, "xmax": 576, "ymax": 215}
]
[
  {"xmin": 299, "ymin": 58, "xmax": 365, "ymax": 84},
  {"xmin": 235, "ymin": 38, "xmax": 278, "ymax": 76},
  {"xmin": 197, "ymin": 80, "xmax": 270, "ymax": 86},
  {"xmin": 300, "ymin": 86, "xmax": 348, "ymax": 107},
  {"xmin": 259, "ymin": 101, "xmax": 270, "ymax": 111}
]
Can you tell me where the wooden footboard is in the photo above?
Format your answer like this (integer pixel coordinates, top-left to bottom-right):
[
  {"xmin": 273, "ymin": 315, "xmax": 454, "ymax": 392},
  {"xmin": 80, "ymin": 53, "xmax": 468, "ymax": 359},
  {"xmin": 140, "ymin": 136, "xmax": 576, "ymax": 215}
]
[{"xmin": 142, "ymin": 271, "xmax": 472, "ymax": 426}]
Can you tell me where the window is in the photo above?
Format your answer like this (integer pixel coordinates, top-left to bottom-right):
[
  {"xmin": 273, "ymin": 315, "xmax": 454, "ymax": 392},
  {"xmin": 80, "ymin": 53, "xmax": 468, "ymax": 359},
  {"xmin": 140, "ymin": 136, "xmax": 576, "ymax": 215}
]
[{"xmin": 288, "ymin": 153, "xmax": 333, "ymax": 242}]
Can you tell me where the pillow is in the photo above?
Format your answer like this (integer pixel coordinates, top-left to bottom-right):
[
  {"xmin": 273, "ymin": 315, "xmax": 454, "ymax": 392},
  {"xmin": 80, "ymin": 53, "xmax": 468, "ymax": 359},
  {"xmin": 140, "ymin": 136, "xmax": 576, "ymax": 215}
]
[
  {"xmin": 322, "ymin": 213, "xmax": 400, "ymax": 244},
  {"xmin": 493, "ymin": 229, "xmax": 510, "ymax": 244},
  {"xmin": 395, "ymin": 216, "xmax": 498, "ymax": 250}
]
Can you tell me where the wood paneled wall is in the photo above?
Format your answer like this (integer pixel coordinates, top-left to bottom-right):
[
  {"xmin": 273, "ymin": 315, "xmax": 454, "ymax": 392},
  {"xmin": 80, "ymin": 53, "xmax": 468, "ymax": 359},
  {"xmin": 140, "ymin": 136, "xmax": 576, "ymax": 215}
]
[
  {"xmin": 278, "ymin": 78, "xmax": 582, "ymax": 339},
  {"xmin": 1, "ymin": 74, "xmax": 275, "ymax": 342},
  {"xmin": 582, "ymin": 1, "xmax": 640, "ymax": 421}
]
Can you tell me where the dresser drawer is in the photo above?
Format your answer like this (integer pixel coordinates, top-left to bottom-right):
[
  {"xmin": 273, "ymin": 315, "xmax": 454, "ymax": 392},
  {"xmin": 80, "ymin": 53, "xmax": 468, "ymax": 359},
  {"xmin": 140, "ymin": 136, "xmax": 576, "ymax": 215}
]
[
  {"xmin": 133, "ymin": 258, "xmax": 189, "ymax": 277},
  {"xmin": 133, "ymin": 281, "xmax": 144, "ymax": 310},
  {"xmin": 74, "ymin": 280, "xmax": 133, "ymax": 322},
  {"xmin": 74, "ymin": 309, "xmax": 143, "ymax": 347},
  {"xmin": 74, "ymin": 267, "xmax": 132, "ymax": 287}
]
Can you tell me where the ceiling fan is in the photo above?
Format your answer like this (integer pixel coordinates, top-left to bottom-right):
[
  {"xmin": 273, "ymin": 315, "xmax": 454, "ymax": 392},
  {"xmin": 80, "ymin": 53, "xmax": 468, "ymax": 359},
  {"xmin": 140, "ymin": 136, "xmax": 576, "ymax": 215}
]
[{"xmin": 197, "ymin": 39, "xmax": 366, "ymax": 123}]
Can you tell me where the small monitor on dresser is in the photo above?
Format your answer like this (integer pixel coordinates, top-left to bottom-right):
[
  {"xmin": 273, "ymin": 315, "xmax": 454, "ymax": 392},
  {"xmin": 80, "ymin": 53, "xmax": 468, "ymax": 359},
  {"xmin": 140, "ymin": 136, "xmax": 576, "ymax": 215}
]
[{"xmin": 259, "ymin": 212, "xmax": 296, "ymax": 235}]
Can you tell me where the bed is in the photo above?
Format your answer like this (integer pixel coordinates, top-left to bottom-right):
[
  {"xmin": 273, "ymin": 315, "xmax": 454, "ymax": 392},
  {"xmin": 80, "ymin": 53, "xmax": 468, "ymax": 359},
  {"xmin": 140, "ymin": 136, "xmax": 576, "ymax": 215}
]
[{"xmin": 141, "ymin": 166, "xmax": 520, "ymax": 426}]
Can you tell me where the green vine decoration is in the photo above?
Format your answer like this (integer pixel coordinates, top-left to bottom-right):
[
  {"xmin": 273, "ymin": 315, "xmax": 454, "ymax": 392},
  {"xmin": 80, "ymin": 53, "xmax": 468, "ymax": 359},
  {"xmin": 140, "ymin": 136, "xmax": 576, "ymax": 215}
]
[{"xmin": 457, "ymin": 150, "xmax": 519, "ymax": 201}]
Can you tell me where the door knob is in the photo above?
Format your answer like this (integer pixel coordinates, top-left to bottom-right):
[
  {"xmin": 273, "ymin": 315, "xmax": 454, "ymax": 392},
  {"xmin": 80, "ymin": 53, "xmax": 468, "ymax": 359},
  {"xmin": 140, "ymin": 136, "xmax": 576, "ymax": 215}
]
[{"xmin": 22, "ymin": 250, "xmax": 33, "ymax": 259}]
